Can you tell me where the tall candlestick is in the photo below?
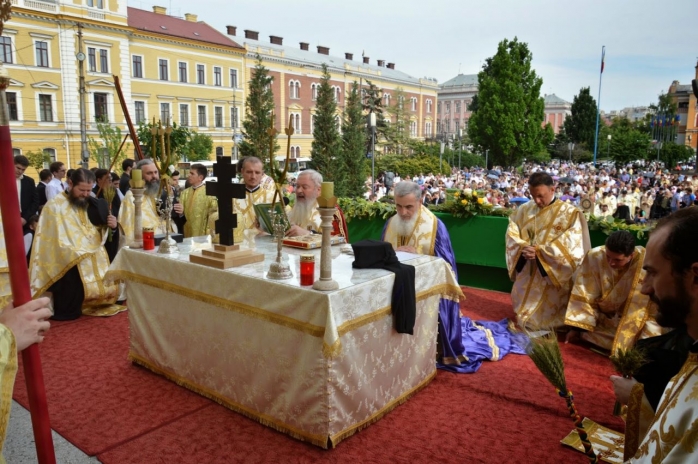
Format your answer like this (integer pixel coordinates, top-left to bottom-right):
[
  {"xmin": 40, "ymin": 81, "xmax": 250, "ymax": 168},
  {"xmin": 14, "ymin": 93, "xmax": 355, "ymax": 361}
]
[
  {"xmin": 321, "ymin": 182, "xmax": 333, "ymax": 199},
  {"xmin": 131, "ymin": 168, "xmax": 143, "ymax": 188}
]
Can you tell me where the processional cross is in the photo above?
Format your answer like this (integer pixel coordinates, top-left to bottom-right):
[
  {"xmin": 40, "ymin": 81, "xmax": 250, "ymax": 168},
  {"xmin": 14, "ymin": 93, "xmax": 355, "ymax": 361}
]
[{"xmin": 206, "ymin": 156, "xmax": 246, "ymax": 246}]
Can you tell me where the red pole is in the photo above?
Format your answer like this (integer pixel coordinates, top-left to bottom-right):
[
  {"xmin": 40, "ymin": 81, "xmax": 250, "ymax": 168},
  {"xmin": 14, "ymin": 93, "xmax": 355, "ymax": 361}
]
[{"xmin": 0, "ymin": 68, "xmax": 56, "ymax": 462}]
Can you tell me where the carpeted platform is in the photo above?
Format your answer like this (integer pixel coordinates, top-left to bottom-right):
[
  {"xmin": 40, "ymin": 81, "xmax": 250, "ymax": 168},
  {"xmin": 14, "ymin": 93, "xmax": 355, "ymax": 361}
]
[{"xmin": 13, "ymin": 288, "xmax": 624, "ymax": 463}]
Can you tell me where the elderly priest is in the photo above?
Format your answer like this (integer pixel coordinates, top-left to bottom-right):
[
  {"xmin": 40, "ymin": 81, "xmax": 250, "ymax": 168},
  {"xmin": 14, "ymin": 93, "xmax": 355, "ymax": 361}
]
[
  {"xmin": 286, "ymin": 169, "xmax": 348, "ymax": 240},
  {"xmin": 382, "ymin": 181, "xmax": 524, "ymax": 373},
  {"xmin": 29, "ymin": 169, "xmax": 124, "ymax": 320}
]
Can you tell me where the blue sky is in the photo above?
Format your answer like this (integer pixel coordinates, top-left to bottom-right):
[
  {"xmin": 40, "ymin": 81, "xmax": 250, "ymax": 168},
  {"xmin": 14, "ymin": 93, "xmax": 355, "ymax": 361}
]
[{"xmin": 128, "ymin": 0, "xmax": 698, "ymax": 111}]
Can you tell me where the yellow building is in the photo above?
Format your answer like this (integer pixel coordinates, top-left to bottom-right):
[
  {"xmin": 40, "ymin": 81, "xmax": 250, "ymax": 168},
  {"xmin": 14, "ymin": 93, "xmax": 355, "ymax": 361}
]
[
  {"xmin": 231, "ymin": 28, "xmax": 439, "ymax": 159},
  {"xmin": 4, "ymin": 1, "xmax": 245, "ymax": 178}
]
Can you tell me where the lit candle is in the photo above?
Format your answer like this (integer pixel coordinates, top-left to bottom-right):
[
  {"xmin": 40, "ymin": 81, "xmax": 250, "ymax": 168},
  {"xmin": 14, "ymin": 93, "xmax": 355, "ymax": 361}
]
[{"xmin": 321, "ymin": 181, "xmax": 334, "ymax": 199}]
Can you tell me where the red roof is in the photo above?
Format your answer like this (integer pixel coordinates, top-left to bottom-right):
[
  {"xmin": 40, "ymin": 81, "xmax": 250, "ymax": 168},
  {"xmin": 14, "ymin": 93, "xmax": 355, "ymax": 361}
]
[{"xmin": 127, "ymin": 7, "xmax": 244, "ymax": 50}]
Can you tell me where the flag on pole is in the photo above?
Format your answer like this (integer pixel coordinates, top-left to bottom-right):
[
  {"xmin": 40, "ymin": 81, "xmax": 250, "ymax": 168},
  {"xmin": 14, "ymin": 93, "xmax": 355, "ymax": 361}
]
[{"xmin": 600, "ymin": 47, "xmax": 605, "ymax": 73}]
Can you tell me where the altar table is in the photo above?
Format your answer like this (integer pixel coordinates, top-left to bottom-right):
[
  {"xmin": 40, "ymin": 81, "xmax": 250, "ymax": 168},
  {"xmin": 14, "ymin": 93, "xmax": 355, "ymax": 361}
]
[{"xmin": 107, "ymin": 238, "xmax": 463, "ymax": 448}]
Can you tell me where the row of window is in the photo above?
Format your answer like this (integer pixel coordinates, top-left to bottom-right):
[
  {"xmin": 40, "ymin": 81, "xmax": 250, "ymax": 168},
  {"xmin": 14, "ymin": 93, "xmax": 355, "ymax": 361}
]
[
  {"xmin": 287, "ymin": 112, "xmax": 342, "ymax": 135},
  {"xmin": 137, "ymin": 101, "xmax": 240, "ymax": 129},
  {"xmin": 289, "ymin": 81, "xmax": 342, "ymax": 102},
  {"xmin": 437, "ymin": 101, "xmax": 468, "ymax": 114},
  {"xmin": 6, "ymin": 92, "xmax": 55, "ymax": 122},
  {"xmin": 133, "ymin": 56, "xmax": 239, "ymax": 88},
  {"xmin": 436, "ymin": 119, "xmax": 467, "ymax": 134},
  {"xmin": 0, "ymin": 37, "xmax": 51, "ymax": 68}
]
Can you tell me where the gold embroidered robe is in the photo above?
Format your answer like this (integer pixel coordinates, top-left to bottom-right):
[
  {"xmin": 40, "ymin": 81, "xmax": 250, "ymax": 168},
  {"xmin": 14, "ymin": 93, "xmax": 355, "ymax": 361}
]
[
  {"xmin": 382, "ymin": 205, "xmax": 437, "ymax": 256},
  {"xmin": 506, "ymin": 199, "xmax": 590, "ymax": 329},
  {"xmin": 630, "ymin": 352, "xmax": 698, "ymax": 463},
  {"xmin": 0, "ymin": 218, "xmax": 10, "ymax": 310},
  {"xmin": 29, "ymin": 193, "xmax": 121, "ymax": 314},
  {"xmin": 0, "ymin": 323, "xmax": 17, "ymax": 463},
  {"xmin": 178, "ymin": 186, "xmax": 218, "ymax": 238},
  {"xmin": 119, "ymin": 190, "xmax": 172, "ymax": 246},
  {"xmin": 230, "ymin": 176, "xmax": 276, "ymax": 243},
  {"xmin": 565, "ymin": 246, "xmax": 662, "ymax": 353}
]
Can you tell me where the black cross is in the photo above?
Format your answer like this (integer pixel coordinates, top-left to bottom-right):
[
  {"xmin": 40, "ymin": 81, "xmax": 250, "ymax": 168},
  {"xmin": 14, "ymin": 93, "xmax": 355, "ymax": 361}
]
[{"xmin": 206, "ymin": 156, "xmax": 246, "ymax": 246}]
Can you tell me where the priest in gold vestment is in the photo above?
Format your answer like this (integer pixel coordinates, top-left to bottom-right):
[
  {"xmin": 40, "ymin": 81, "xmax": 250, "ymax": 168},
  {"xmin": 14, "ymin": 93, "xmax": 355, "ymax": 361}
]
[
  {"xmin": 231, "ymin": 157, "xmax": 275, "ymax": 242},
  {"xmin": 29, "ymin": 169, "xmax": 123, "ymax": 320},
  {"xmin": 119, "ymin": 158, "xmax": 174, "ymax": 245},
  {"xmin": 565, "ymin": 231, "xmax": 662, "ymax": 353},
  {"xmin": 173, "ymin": 163, "xmax": 217, "ymax": 238},
  {"xmin": 506, "ymin": 172, "xmax": 590, "ymax": 329}
]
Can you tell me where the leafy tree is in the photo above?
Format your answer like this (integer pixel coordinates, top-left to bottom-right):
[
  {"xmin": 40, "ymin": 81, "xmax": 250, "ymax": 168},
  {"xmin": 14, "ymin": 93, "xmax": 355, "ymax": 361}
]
[
  {"xmin": 239, "ymin": 55, "xmax": 278, "ymax": 164},
  {"xmin": 659, "ymin": 142, "xmax": 694, "ymax": 170},
  {"xmin": 137, "ymin": 121, "xmax": 191, "ymax": 162},
  {"xmin": 341, "ymin": 82, "xmax": 368, "ymax": 197},
  {"xmin": 383, "ymin": 87, "xmax": 411, "ymax": 155},
  {"xmin": 310, "ymin": 63, "xmax": 344, "ymax": 194},
  {"xmin": 607, "ymin": 117, "xmax": 651, "ymax": 166},
  {"xmin": 26, "ymin": 150, "xmax": 51, "ymax": 172},
  {"xmin": 376, "ymin": 153, "xmax": 450, "ymax": 178},
  {"xmin": 88, "ymin": 119, "xmax": 125, "ymax": 169},
  {"xmin": 467, "ymin": 37, "xmax": 552, "ymax": 168},
  {"xmin": 186, "ymin": 132, "xmax": 214, "ymax": 161},
  {"xmin": 563, "ymin": 87, "xmax": 597, "ymax": 149}
]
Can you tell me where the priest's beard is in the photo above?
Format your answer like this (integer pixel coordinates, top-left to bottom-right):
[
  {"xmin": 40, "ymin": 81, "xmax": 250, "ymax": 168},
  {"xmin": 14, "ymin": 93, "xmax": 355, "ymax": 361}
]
[
  {"xmin": 394, "ymin": 213, "xmax": 418, "ymax": 238},
  {"xmin": 289, "ymin": 199, "xmax": 314, "ymax": 227},
  {"xmin": 68, "ymin": 191, "xmax": 89, "ymax": 209},
  {"xmin": 651, "ymin": 281, "xmax": 691, "ymax": 329},
  {"xmin": 145, "ymin": 180, "xmax": 160, "ymax": 197}
]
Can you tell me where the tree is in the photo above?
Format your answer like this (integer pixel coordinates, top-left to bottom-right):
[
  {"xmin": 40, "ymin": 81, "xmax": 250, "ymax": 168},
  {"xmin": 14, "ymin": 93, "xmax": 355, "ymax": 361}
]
[
  {"xmin": 659, "ymin": 142, "xmax": 694, "ymax": 170},
  {"xmin": 88, "ymin": 119, "xmax": 125, "ymax": 168},
  {"xmin": 239, "ymin": 55, "xmax": 278, "ymax": 164},
  {"xmin": 362, "ymin": 80, "xmax": 386, "ymax": 151},
  {"xmin": 186, "ymin": 132, "xmax": 213, "ymax": 161},
  {"xmin": 467, "ymin": 37, "xmax": 552, "ymax": 168},
  {"xmin": 137, "ymin": 121, "xmax": 191, "ymax": 162},
  {"xmin": 341, "ymin": 82, "xmax": 368, "ymax": 197},
  {"xmin": 383, "ymin": 87, "xmax": 411, "ymax": 155},
  {"xmin": 26, "ymin": 150, "xmax": 51, "ymax": 172},
  {"xmin": 563, "ymin": 87, "xmax": 597, "ymax": 149},
  {"xmin": 310, "ymin": 63, "xmax": 344, "ymax": 194},
  {"xmin": 607, "ymin": 117, "xmax": 650, "ymax": 166}
]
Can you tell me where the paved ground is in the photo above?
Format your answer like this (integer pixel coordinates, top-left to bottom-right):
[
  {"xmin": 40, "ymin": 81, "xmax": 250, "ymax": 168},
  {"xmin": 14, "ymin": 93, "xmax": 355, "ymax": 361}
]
[{"xmin": 5, "ymin": 400, "xmax": 99, "ymax": 463}]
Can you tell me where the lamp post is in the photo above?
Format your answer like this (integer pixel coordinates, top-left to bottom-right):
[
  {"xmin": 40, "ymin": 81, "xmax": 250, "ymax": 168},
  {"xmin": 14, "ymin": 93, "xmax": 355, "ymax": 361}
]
[
  {"xmin": 607, "ymin": 134, "xmax": 611, "ymax": 159},
  {"xmin": 485, "ymin": 149, "xmax": 489, "ymax": 170},
  {"xmin": 368, "ymin": 112, "xmax": 376, "ymax": 193},
  {"xmin": 568, "ymin": 142, "xmax": 575, "ymax": 163}
]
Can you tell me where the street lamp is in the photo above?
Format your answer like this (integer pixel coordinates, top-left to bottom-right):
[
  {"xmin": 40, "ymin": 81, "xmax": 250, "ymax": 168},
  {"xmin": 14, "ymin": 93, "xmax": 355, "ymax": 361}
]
[
  {"xmin": 368, "ymin": 112, "xmax": 376, "ymax": 193},
  {"xmin": 606, "ymin": 134, "xmax": 611, "ymax": 159},
  {"xmin": 568, "ymin": 142, "xmax": 575, "ymax": 163}
]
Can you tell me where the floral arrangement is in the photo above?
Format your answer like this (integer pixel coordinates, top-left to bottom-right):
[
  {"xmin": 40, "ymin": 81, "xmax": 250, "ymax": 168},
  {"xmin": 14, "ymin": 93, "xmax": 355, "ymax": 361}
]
[
  {"xmin": 432, "ymin": 190, "xmax": 512, "ymax": 219},
  {"xmin": 587, "ymin": 215, "xmax": 653, "ymax": 239}
]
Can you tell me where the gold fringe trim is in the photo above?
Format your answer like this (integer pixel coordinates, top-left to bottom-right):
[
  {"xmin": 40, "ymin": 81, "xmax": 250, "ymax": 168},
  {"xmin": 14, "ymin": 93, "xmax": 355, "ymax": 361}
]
[
  {"xmin": 329, "ymin": 369, "xmax": 437, "ymax": 447},
  {"xmin": 108, "ymin": 270, "xmax": 326, "ymax": 338},
  {"xmin": 82, "ymin": 304, "xmax": 127, "ymax": 317},
  {"xmin": 564, "ymin": 319, "xmax": 595, "ymax": 332},
  {"xmin": 128, "ymin": 352, "xmax": 331, "ymax": 448}
]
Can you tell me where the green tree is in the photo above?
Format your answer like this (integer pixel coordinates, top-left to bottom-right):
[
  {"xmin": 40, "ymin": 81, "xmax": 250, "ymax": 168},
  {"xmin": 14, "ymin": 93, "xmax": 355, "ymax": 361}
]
[
  {"xmin": 88, "ymin": 119, "xmax": 125, "ymax": 168},
  {"xmin": 607, "ymin": 117, "xmax": 651, "ymax": 166},
  {"xmin": 383, "ymin": 87, "xmax": 411, "ymax": 155},
  {"xmin": 659, "ymin": 142, "xmax": 694, "ymax": 169},
  {"xmin": 26, "ymin": 150, "xmax": 51, "ymax": 172},
  {"xmin": 310, "ymin": 63, "xmax": 344, "ymax": 194},
  {"xmin": 341, "ymin": 82, "xmax": 368, "ymax": 197},
  {"xmin": 186, "ymin": 132, "xmax": 213, "ymax": 161},
  {"xmin": 362, "ymin": 80, "xmax": 386, "ymax": 150},
  {"xmin": 563, "ymin": 87, "xmax": 597, "ymax": 149},
  {"xmin": 239, "ymin": 55, "xmax": 278, "ymax": 164},
  {"xmin": 136, "ymin": 121, "xmax": 191, "ymax": 162},
  {"xmin": 467, "ymin": 37, "xmax": 551, "ymax": 168}
]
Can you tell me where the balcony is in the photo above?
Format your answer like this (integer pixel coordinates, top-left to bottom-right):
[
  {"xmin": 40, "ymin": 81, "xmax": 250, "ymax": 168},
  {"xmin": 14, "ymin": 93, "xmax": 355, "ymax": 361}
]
[{"xmin": 16, "ymin": 0, "xmax": 57, "ymax": 12}]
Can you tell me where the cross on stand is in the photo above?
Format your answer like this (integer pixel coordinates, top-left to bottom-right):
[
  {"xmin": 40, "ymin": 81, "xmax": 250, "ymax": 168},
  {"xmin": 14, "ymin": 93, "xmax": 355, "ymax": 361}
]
[
  {"xmin": 189, "ymin": 156, "xmax": 265, "ymax": 269},
  {"xmin": 205, "ymin": 156, "xmax": 245, "ymax": 246}
]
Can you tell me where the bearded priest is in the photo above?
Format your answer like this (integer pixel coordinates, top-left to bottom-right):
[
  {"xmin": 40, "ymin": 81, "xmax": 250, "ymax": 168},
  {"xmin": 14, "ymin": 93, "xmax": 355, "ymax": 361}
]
[
  {"xmin": 29, "ymin": 169, "xmax": 124, "ymax": 320},
  {"xmin": 382, "ymin": 181, "xmax": 524, "ymax": 373},
  {"xmin": 286, "ymin": 169, "xmax": 348, "ymax": 240},
  {"xmin": 506, "ymin": 172, "xmax": 590, "ymax": 330},
  {"xmin": 119, "ymin": 158, "xmax": 174, "ymax": 245}
]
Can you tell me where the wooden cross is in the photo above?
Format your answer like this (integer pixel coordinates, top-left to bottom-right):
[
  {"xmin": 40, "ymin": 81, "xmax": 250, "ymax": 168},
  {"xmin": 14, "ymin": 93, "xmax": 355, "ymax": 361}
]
[{"xmin": 206, "ymin": 156, "xmax": 246, "ymax": 246}]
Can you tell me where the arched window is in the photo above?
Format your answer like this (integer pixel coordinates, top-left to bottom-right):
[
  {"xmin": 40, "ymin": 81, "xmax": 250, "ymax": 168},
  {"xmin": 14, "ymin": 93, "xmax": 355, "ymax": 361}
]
[
  {"xmin": 289, "ymin": 80, "xmax": 300, "ymax": 99},
  {"xmin": 383, "ymin": 93, "xmax": 391, "ymax": 106},
  {"xmin": 335, "ymin": 87, "xmax": 341, "ymax": 103},
  {"xmin": 426, "ymin": 99, "xmax": 432, "ymax": 113},
  {"xmin": 311, "ymin": 84, "xmax": 318, "ymax": 101}
]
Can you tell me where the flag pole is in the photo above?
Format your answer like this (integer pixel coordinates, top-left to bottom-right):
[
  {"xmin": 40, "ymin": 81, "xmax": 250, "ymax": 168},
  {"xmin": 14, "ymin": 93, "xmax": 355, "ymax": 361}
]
[
  {"xmin": 0, "ymin": 64, "xmax": 56, "ymax": 462},
  {"xmin": 592, "ymin": 46, "xmax": 605, "ymax": 168}
]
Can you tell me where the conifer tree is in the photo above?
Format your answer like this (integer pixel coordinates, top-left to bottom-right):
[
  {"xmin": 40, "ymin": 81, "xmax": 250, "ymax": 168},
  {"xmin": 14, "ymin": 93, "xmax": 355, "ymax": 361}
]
[
  {"xmin": 239, "ymin": 55, "xmax": 278, "ymax": 165},
  {"xmin": 383, "ymin": 87, "xmax": 411, "ymax": 155},
  {"xmin": 310, "ymin": 64, "xmax": 344, "ymax": 194},
  {"xmin": 341, "ymin": 82, "xmax": 368, "ymax": 197}
]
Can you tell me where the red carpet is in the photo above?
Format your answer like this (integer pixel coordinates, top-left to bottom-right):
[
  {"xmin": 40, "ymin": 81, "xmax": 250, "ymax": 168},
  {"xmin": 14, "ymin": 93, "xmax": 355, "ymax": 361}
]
[{"xmin": 13, "ymin": 288, "xmax": 624, "ymax": 463}]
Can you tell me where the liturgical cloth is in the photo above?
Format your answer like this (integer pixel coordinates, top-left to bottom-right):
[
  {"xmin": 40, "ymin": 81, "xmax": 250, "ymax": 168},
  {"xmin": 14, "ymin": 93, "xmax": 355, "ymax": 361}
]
[{"xmin": 107, "ymin": 238, "xmax": 462, "ymax": 448}]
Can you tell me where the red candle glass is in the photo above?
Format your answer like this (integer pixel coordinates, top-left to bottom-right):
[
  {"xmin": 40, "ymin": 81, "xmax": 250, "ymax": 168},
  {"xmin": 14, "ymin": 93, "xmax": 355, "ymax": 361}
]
[
  {"xmin": 143, "ymin": 228, "xmax": 155, "ymax": 251},
  {"xmin": 300, "ymin": 254, "xmax": 315, "ymax": 286}
]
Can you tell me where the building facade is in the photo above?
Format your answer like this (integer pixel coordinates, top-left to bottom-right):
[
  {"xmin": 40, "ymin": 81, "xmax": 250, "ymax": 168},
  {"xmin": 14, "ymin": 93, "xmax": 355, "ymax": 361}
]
[
  {"xmin": 542, "ymin": 94, "xmax": 571, "ymax": 134},
  {"xmin": 668, "ymin": 61, "xmax": 698, "ymax": 152}
]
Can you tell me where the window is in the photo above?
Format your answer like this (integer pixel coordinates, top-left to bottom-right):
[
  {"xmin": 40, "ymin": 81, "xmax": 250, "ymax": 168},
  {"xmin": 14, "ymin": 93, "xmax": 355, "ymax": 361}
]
[
  {"xmin": 39, "ymin": 94, "xmax": 53, "ymax": 122},
  {"xmin": 444, "ymin": 118, "xmax": 450, "ymax": 132},
  {"xmin": 197, "ymin": 65, "xmax": 205, "ymax": 85},
  {"xmin": 178, "ymin": 62, "xmax": 187, "ymax": 83},
  {"xmin": 425, "ymin": 121, "xmax": 432, "ymax": 137},
  {"xmin": 179, "ymin": 104, "xmax": 189, "ymax": 127},
  {"xmin": 230, "ymin": 69, "xmax": 238, "ymax": 88},
  {"xmin": 43, "ymin": 148, "xmax": 56, "ymax": 163},
  {"xmin": 159, "ymin": 59, "xmax": 168, "ymax": 81},
  {"xmin": 35, "ymin": 41, "xmax": 49, "ymax": 67},
  {"xmin": 445, "ymin": 102, "xmax": 450, "ymax": 114},
  {"xmin": 88, "ymin": 48, "xmax": 97, "ymax": 72},
  {"xmin": 214, "ymin": 67, "xmax": 222, "ymax": 86},
  {"xmin": 455, "ymin": 101, "xmax": 461, "ymax": 114},
  {"xmin": 214, "ymin": 106, "xmax": 223, "ymax": 128},
  {"xmin": 289, "ymin": 80, "xmax": 299, "ymax": 99},
  {"xmin": 160, "ymin": 102, "xmax": 170, "ymax": 123},
  {"xmin": 437, "ymin": 102, "xmax": 441, "ymax": 113},
  {"xmin": 411, "ymin": 97, "xmax": 417, "ymax": 111},
  {"xmin": 99, "ymin": 49, "xmax": 108, "ymax": 73},
  {"xmin": 289, "ymin": 112, "xmax": 301, "ymax": 134},
  {"xmin": 310, "ymin": 114, "xmax": 316, "ymax": 133},
  {"xmin": 383, "ymin": 93, "xmax": 390, "ymax": 106},
  {"xmin": 230, "ymin": 107, "xmax": 238, "ymax": 129},
  {"xmin": 12, "ymin": 148, "xmax": 20, "ymax": 157},
  {"xmin": 426, "ymin": 99, "xmax": 432, "ymax": 113},
  {"xmin": 6, "ymin": 92, "xmax": 17, "ymax": 121},
  {"xmin": 0, "ymin": 37, "xmax": 12, "ymax": 64},
  {"xmin": 94, "ymin": 92, "xmax": 108, "ymax": 122},
  {"xmin": 335, "ymin": 86, "xmax": 341, "ymax": 103},
  {"xmin": 87, "ymin": 0, "xmax": 105, "ymax": 8},
  {"xmin": 436, "ymin": 119, "xmax": 441, "ymax": 133},
  {"xmin": 335, "ymin": 115, "xmax": 341, "ymax": 132},
  {"xmin": 215, "ymin": 147, "xmax": 223, "ymax": 156},
  {"xmin": 454, "ymin": 118, "xmax": 460, "ymax": 132},
  {"xmin": 197, "ymin": 105, "xmax": 206, "ymax": 127},
  {"xmin": 132, "ymin": 55, "xmax": 143, "ymax": 78},
  {"xmin": 311, "ymin": 83, "xmax": 318, "ymax": 101},
  {"xmin": 134, "ymin": 101, "xmax": 145, "ymax": 124},
  {"xmin": 410, "ymin": 120, "xmax": 417, "ymax": 137}
]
